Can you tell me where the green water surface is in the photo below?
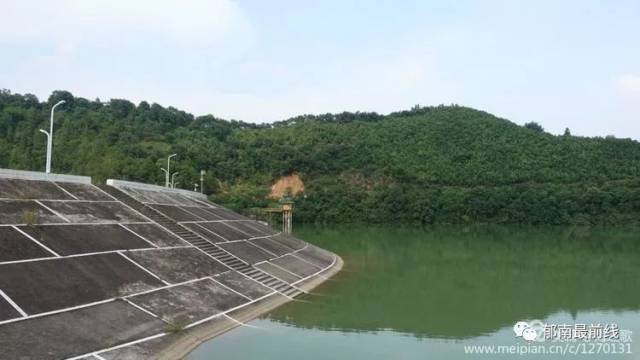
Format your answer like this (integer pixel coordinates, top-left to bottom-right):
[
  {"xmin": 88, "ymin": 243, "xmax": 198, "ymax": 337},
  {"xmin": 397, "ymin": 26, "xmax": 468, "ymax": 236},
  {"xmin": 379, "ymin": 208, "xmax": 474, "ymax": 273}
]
[{"xmin": 188, "ymin": 225, "xmax": 640, "ymax": 359}]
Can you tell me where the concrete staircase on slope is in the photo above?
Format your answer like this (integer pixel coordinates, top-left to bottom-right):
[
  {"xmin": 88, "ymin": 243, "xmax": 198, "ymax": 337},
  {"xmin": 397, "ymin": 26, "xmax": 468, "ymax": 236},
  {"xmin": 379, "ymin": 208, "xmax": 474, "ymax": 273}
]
[{"xmin": 97, "ymin": 185, "xmax": 302, "ymax": 298}]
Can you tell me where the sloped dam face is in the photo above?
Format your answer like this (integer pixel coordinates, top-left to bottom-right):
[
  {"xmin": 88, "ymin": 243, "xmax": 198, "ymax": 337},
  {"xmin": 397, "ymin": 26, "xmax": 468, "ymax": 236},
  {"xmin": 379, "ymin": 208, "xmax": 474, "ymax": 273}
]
[{"xmin": 0, "ymin": 171, "xmax": 340, "ymax": 359}]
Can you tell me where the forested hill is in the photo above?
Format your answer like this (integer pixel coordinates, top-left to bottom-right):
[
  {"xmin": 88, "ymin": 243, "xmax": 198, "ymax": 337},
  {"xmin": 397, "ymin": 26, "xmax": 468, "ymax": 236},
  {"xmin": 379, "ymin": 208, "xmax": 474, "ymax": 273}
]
[{"xmin": 1, "ymin": 89, "xmax": 639, "ymax": 225}]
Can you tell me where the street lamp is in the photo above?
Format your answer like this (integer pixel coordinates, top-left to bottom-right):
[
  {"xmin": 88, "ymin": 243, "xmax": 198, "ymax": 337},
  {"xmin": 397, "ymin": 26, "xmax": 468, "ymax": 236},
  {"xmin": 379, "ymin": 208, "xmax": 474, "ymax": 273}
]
[
  {"xmin": 160, "ymin": 153, "xmax": 177, "ymax": 187},
  {"xmin": 200, "ymin": 170, "xmax": 205, "ymax": 194},
  {"xmin": 39, "ymin": 100, "xmax": 65, "ymax": 173},
  {"xmin": 171, "ymin": 172, "xmax": 179, "ymax": 188}
]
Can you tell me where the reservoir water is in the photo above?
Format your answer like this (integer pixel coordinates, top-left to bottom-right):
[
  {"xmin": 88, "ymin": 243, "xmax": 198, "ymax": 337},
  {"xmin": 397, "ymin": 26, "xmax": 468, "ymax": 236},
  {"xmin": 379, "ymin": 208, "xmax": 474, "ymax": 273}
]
[{"xmin": 188, "ymin": 225, "xmax": 640, "ymax": 359}]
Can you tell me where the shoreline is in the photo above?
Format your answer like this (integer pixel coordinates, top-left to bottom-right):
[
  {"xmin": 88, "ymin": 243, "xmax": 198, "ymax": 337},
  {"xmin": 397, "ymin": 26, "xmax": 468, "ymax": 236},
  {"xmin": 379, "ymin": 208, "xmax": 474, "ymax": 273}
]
[{"xmin": 152, "ymin": 255, "xmax": 344, "ymax": 359}]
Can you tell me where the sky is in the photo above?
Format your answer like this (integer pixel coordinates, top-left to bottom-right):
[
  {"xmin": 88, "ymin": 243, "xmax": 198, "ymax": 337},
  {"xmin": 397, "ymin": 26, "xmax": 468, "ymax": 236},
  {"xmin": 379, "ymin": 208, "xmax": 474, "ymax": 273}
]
[{"xmin": 1, "ymin": 0, "xmax": 639, "ymax": 139}]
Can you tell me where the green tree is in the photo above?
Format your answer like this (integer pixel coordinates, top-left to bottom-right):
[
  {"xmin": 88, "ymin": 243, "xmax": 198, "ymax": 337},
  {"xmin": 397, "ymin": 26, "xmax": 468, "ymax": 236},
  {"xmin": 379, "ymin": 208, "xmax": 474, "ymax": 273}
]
[
  {"xmin": 524, "ymin": 121, "xmax": 544, "ymax": 132},
  {"xmin": 1, "ymin": 89, "xmax": 639, "ymax": 226}
]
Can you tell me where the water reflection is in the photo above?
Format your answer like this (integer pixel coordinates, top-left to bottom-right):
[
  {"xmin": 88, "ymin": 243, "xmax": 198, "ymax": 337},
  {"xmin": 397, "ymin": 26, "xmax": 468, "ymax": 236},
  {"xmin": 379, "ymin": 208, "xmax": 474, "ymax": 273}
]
[{"xmin": 265, "ymin": 225, "xmax": 640, "ymax": 339}]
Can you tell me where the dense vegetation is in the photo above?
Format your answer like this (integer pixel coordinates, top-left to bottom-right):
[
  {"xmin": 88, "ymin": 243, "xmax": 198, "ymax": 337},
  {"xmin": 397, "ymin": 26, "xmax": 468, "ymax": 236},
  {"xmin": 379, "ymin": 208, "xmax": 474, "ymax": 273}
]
[{"xmin": 1, "ymin": 89, "xmax": 639, "ymax": 225}]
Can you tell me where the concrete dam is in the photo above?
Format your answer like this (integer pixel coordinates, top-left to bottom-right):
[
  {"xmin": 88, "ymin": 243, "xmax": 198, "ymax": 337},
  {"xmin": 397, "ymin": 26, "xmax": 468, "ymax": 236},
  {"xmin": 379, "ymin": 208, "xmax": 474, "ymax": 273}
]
[{"xmin": 0, "ymin": 169, "xmax": 342, "ymax": 359}]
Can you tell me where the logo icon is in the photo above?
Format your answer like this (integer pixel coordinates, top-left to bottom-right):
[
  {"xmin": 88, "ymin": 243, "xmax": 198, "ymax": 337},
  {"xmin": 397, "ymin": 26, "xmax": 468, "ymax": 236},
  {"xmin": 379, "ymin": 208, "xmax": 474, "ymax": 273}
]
[
  {"xmin": 522, "ymin": 328, "xmax": 538, "ymax": 341},
  {"xmin": 513, "ymin": 321, "xmax": 529, "ymax": 337},
  {"xmin": 514, "ymin": 320, "xmax": 545, "ymax": 342}
]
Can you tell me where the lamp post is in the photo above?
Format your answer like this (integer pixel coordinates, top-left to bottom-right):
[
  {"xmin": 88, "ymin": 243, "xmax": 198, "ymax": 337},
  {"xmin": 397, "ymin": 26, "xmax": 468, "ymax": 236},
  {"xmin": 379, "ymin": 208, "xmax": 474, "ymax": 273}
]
[
  {"xmin": 39, "ymin": 100, "xmax": 65, "ymax": 173},
  {"xmin": 160, "ymin": 153, "xmax": 177, "ymax": 187},
  {"xmin": 171, "ymin": 172, "xmax": 179, "ymax": 189},
  {"xmin": 200, "ymin": 170, "xmax": 205, "ymax": 194}
]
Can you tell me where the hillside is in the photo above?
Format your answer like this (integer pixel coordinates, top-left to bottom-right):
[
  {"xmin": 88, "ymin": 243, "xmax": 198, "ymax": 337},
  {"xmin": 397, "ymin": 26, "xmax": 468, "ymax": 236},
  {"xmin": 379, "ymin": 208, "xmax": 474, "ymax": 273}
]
[{"xmin": 1, "ymin": 89, "xmax": 639, "ymax": 225}]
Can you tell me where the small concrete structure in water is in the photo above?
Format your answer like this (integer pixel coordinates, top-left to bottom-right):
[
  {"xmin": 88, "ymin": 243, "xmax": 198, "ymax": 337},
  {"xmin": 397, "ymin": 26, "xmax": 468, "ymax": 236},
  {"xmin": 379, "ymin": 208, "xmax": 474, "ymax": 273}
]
[{"xmin": 0, "ymin": 169, "xmax": 341, "ymax": 359}]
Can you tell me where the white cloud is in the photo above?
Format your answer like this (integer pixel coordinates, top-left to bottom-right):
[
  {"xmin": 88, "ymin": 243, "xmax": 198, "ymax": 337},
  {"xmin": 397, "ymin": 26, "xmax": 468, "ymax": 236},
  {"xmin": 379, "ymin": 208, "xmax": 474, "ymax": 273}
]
[
  {"xmin": 0, "ymin": 0, "xmax": 252, "ymax": 48},
  {"xmin": 176, "ymin": 47, "xmax": 457, "ymax": 122},
  {"xmin": 1, "ymin": 6, "xmax": 455, "ymax": 123},
  {"xmin": 614, "ymin": 74, "xmax": 640, "ymax": 99},
  {"xmin": 0, "ymin": 0, "xmax": 255, "ymax": 109}
]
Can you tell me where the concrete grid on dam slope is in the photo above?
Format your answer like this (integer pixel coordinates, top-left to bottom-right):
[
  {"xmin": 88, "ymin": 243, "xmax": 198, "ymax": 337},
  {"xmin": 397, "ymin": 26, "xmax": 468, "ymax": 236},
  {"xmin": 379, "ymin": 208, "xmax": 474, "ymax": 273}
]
[{"xmin": 0, "ymin": 169, "xmax": 340, "ymax": 359}]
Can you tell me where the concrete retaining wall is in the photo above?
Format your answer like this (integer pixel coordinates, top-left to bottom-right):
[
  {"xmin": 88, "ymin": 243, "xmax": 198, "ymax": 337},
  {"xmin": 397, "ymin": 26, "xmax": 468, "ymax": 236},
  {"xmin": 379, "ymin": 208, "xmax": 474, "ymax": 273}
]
[
  {"xmin": 106, "ymin": 179, "xmax": 208, "ymax": 200},
  {"xmin": 0, "ymin": 168, "xmax": 91, "ymax": 184}
]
